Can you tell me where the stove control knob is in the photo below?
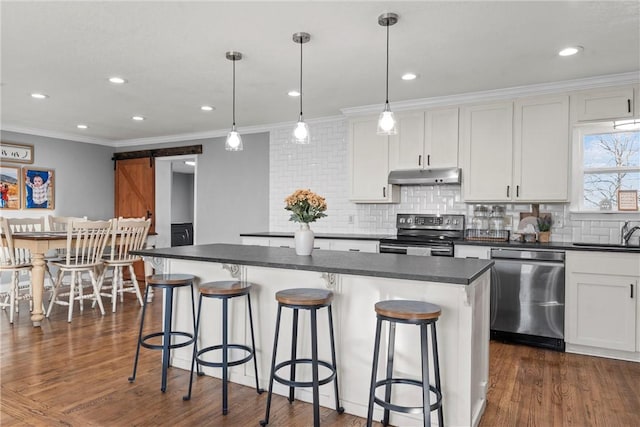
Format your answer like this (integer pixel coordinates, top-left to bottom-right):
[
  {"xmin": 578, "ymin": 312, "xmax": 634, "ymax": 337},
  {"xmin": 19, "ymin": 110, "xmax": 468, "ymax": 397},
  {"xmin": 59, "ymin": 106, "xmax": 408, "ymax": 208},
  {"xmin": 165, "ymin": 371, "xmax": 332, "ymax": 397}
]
[
  {"xmin": 407, "ymin": 217, "xmax": 413, "ymax": 224},
  {"xmin": 453, "ymin": 219, "xmax": 459, "ymax": 225}
]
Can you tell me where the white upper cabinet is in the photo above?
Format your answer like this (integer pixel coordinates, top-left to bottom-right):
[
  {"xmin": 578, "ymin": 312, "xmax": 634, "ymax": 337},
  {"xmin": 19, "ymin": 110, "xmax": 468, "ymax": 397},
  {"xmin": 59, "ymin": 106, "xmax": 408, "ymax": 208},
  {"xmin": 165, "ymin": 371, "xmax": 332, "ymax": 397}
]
[
  {"xmin": 389, "ymin": 108, "xmax": 459, "ymax": 170},
  {"xmin": 574, "ymin": 86, "xmax": 634, "ymax": 121},
  {"xmin": 462, "ymin": 95, "xmax": 570, "ymax": 202},
  {"xmin": 513, "ymin": 95, "xmax": 570, "ymax": 201},
  {"xmin": 349, "ymin": 116, "xmax": 399, "ymax": 203},
  {"xmin": 461, "ymin": 101, "xmax": 514, "ymax": 201}
]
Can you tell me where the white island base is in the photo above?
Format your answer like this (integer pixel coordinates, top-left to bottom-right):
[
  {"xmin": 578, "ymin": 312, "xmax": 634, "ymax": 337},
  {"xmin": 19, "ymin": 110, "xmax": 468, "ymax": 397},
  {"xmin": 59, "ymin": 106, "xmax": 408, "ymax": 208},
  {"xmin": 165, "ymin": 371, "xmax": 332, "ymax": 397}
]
[{"xmin": 155, "ymin": 258, "xmax": 490, "ymax": 427}]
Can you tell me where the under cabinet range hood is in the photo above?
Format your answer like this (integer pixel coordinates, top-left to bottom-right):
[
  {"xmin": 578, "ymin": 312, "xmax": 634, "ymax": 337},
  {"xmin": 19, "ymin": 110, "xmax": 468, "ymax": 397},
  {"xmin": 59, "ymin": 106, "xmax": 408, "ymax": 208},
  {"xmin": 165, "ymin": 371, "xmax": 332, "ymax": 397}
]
[{"xmin": 388, "ymin": 167, "xmax": 461, "ymax": 185}]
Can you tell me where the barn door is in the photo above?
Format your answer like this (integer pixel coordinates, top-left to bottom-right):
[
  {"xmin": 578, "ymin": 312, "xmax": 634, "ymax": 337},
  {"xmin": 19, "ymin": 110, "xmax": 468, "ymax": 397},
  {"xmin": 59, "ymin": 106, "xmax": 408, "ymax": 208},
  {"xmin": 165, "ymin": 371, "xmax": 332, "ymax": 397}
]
[{"xmin": 115, "ymin": 157, "xmax": 155, "ymax": 232}]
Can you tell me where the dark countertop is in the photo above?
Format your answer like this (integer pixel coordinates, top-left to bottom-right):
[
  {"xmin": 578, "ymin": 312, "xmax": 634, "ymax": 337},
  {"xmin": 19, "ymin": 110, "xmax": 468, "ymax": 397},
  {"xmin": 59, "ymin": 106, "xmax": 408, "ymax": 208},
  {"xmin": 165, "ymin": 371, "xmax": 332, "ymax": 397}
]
[
  {"xmin": 457, "ymin": 239, "xmax": 640, "ymax": 253},
  {"xmin": 240, "ymin": 232, "xmax": 391, "ymax": 241},
  {"xmin": 132, "ymin": 243, "xmax": 493, "ymax": 285}
]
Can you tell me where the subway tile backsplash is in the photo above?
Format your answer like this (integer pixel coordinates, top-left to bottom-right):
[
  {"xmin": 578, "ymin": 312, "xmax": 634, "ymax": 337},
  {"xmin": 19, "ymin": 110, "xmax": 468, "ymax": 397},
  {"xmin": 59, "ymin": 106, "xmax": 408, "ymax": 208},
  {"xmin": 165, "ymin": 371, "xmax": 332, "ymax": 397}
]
[{"xmin": 269, "ymin": 118, "xmax": 638, "ymax": 245}]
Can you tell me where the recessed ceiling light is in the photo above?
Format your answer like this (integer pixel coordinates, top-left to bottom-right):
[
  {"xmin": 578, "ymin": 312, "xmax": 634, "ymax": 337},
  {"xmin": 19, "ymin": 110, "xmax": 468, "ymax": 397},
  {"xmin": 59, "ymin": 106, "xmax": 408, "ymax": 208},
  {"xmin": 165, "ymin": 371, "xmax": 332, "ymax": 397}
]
[
  {"xmin": 30, "ymin": 93, "xmax": 48, "ymax": 99},
  {"xmin": 401, "ymin": 73, "xmax": 418, "ymax": 81},
  {"xmin": 132, "ymin": 116, "xmax": 145, "ymax": 121},
  {"xmin": 288, "ymin": 90, "xmax": 300, "ymax": 97},
  {"xmin": 76, "ymin": 124, "xmax": 88, "ymax": 129},
  {"xmin": 200, "ymin": 105, "xmax": 214, "ymax": 111},
  {"xmin": 558, "ymin": 46, "xmax": 583, "ymax": 57},
  {"xmin": 109, "ymin": 77, "xmax": 127, "ymax": 84}
]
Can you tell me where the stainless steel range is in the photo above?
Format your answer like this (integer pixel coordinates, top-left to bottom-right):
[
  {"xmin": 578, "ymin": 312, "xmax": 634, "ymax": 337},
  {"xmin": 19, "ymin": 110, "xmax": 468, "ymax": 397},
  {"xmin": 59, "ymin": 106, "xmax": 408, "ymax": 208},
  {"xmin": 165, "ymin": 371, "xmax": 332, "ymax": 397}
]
[{"xmin": 379, "ymin": 214, "xmax": 465, "ymax": 257}]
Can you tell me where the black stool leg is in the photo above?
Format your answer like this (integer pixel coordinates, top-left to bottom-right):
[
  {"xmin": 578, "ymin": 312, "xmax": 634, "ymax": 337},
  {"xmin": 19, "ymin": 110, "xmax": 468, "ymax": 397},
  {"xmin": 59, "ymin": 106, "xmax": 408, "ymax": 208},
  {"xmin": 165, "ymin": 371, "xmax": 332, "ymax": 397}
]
[
  {"xmin": 246, "ymin": 293, "xmax": 264, "ymax": 394},
  {"xmin": 183, "ymin": 293, "xmax": 203, "ymax": 401},
  {"xmin": 288, "ymin": 308, "xmax": 299, "ymax": 403},
  {"xmin": 327, "ymin": 305, "xmax": 344, "ymax": 413},
  {"xmin": 260, "ymin": 304, "xmax": 283, "ymax": 426},
  {"xmin": 421, "ymin": 323, "xmax": 431, "ymax": 427},
  {"xmin": 366, "ymin": 317, "xmax": 383, "ymax": 427},
  {"xmin": 310, "ymin": 307, "xmax": 320, "ymax": 427},
  {"xmin": 431, "ymin": 322, "xmax": 444, "ymax": 427},
  {"xmin": 160, "ymin": 287, "xmax": 174, "ymax": 392},
  {"xmin": 129, "ymin": 284, "xmax": 151, "ymax": 383},
  {"xmin": 382, "ymin": 321, "xmax": 396, "ymax": 426},
  {"xmin": 222, "ymin": 297, "xmax": 229, "ymax": 415}
]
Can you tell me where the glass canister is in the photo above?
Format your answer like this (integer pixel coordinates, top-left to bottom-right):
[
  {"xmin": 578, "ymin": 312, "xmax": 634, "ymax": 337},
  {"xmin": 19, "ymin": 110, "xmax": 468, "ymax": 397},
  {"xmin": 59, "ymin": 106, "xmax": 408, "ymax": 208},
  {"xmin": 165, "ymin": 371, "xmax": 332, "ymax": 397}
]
[
  {"xmin": 472, "ymin": 205, "xmax": 489, "ymax": 230},
  {"xmin": 489, "ymin": 205, "xmax": 505, "ymax": 230}
]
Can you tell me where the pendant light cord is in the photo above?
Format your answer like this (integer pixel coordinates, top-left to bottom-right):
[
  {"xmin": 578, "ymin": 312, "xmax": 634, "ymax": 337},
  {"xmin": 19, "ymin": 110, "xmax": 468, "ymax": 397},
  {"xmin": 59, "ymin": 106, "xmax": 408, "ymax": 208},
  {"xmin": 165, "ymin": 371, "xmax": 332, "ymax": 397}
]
[
  {"xmin": 232, "ymin": 58, "xmax": 236, "ymax": 127},
  {"xmin": 385, "ymin": 22, "xmax": 390, "ymax": 105},
  {"xmin": 299, "ymin": 39, "xmax": 303, "ymax": 118}
]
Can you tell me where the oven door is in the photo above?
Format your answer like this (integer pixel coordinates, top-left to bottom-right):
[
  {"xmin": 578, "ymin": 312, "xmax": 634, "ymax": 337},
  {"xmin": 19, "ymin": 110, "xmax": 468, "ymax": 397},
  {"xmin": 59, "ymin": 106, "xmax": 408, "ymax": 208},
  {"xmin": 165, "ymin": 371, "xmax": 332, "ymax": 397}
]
[{"xmin": 379, "ymin": 242, "xmax": 453, "ymax": 257}]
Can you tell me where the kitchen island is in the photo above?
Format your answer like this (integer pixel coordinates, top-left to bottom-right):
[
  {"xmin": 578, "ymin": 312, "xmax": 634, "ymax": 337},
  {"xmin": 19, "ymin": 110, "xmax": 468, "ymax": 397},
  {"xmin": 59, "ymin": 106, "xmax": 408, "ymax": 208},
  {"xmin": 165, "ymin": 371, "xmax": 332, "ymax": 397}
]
[{"xmin": 133, "ymin": 244, "xmax": 492, "ymax": 427}]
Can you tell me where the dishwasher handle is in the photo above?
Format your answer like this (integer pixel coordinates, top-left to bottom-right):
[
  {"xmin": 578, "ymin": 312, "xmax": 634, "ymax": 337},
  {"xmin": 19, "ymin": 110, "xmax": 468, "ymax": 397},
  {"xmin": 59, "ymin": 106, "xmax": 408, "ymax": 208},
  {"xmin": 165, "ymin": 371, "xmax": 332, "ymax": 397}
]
[{"xmin": 490, "ymin": 248, "xmax": 565, "ymax": 262}]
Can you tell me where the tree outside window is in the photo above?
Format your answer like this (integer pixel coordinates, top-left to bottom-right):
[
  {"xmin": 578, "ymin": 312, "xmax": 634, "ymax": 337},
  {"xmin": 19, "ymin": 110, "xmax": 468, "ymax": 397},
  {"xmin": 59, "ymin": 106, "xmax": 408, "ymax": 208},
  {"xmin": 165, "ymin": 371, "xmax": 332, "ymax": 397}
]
[{"xmin": 582, "ymin": 129, "xmax": 640, "ymax": 210}]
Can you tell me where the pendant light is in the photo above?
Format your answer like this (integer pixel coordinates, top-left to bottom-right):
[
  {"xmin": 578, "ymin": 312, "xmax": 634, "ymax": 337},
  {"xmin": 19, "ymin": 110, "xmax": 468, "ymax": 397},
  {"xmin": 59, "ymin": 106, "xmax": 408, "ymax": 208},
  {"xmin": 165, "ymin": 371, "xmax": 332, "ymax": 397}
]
[
  {"xmin": 377, "ymin": 13, "xmax": 398, "ymax": 135},
  {"xmin": 292, "ymin": 32, "xmax": 311, "ymax": 144},
  {"xmin": 225, "ymin": 51, "xmax": 243, "ymax": 151}
]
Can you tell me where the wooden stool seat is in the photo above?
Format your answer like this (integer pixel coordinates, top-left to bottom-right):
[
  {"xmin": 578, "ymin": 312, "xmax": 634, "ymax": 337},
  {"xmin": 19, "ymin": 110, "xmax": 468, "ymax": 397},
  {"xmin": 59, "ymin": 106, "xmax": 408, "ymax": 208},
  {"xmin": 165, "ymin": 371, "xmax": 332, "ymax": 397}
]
[
  {"xmin": 146, "ymin": 273, "xmax": 195, "ymax": 287},
  {"xmin": 199, "ymin": 281, "xmax": 252, "ymax": 296},
  {"xmin": 275, "ymin": 288, "xmax": 333, "ymax": 306},
  {"xmin": 375, "ymin": 300, "xmax": 441, "ymax": 321}
]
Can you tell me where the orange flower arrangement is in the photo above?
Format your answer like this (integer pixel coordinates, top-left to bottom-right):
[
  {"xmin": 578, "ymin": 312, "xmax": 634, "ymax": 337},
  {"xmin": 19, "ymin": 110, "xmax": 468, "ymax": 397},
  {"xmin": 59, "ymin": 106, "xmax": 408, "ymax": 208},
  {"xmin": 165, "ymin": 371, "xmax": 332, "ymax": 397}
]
[{"xmin": 284, "ymin": 189, "xmax": 327, "ymax": 223}]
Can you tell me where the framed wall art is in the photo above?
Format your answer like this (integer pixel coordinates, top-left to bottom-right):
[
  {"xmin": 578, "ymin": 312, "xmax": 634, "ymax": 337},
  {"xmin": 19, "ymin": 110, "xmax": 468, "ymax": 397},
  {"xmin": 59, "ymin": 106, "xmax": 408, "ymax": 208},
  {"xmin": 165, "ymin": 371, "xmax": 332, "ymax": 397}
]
[
  {"xmin": 1, "ymin": 142, "xmax": 34, "ymax": 164},
  {"xmin": 0, "ymin": 165, "xmax": 21, "ymax": 210},
  {"xmin": 22, "ymin": 167, "xmax": 54, "ymax": 209},
  {"xmin": 618, "ymin": 189, "xmax": 638, "ymax": 211}
]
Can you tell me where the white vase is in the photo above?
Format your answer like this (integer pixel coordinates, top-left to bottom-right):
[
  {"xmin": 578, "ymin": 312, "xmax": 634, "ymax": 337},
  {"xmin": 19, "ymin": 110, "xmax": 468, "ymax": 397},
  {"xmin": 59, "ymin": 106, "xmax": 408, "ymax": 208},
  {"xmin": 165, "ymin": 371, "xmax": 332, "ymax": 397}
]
[{"xmin": 294, "ymin": 223, "xmax": 314, "ymax": 256}]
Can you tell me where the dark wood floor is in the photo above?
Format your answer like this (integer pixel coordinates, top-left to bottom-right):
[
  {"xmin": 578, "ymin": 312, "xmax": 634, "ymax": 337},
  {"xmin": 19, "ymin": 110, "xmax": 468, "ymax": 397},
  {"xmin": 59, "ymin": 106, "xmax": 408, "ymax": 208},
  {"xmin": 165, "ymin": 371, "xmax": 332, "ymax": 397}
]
[{"xmin": 2, "ymin": 295, "xmax": 640, "ymax": 426}]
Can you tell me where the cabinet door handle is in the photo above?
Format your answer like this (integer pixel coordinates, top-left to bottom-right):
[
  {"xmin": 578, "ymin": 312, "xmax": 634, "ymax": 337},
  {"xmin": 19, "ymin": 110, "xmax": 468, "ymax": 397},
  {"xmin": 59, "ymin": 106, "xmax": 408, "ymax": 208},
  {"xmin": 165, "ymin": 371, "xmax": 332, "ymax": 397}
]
[
  {"xmin": 348, "ymin": 248, "xmax": 361, "ymax": 252},
  {"xmin": 418, "ymin": 154, "xmax": 422, "ymax": 166},
  {"xmin": 628, "ymin": 99, "xmax": 632, "ymax": 114},
  {"xmin": 383, "ymin": 187, "xmax": 386, "ymax": 198},
  {"xmin": 631, "ymin": 284, "xmax": 635, "ymax": 299},
  {"xmin": 427, "ymin": 154, "xmax": 431, "ymax": 166},
  {"xmin": 506, "ymin": 185, "xmax": 510, "ymax": 198},
  {"xmin": 516, "ymin": 185, "xmax": 520, "ymax": 197}
]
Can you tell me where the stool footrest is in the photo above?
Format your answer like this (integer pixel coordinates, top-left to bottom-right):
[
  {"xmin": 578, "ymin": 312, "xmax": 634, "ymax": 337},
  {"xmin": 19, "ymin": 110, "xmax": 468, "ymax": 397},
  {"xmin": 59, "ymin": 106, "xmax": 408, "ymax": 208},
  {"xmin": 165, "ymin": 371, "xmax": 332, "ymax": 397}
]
[
  {"xmin": 141, "ymin": 331, "xmax": 195, "ymax": 351},
  {"xmin": 273, "ymin": 358, "xmax": 337, "ymax": 388},
  {"xmin": 373, "ymin": 378, "xmax": 443, "ymax": 414},
  {"xmin": 196, "ymin": 344, "xmax": 254, "ymax": 368}
]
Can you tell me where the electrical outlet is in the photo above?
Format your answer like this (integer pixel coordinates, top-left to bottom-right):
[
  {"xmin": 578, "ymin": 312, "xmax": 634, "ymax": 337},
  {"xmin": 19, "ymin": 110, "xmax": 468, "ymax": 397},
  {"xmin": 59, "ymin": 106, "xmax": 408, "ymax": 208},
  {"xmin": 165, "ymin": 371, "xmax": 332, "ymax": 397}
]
[{"xmin": 348, "ymin": 214, "xmax": 354, "ymax": 224}]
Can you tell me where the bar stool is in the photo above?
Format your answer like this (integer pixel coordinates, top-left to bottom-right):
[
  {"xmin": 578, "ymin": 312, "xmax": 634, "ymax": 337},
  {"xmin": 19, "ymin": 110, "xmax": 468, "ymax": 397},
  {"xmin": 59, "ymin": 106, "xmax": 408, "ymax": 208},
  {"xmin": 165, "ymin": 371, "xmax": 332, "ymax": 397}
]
[
  {"xmin": 128, "ymin": 274, "xmax": 196, "ymax": 392},
  {"xmin": 260, "ymin": 288, "xmax": 344, "ymax": 427},
  {"xmin": 366, "ymin": 300, "xmax": 443, "ymax": 427},
  {"xmin": 183, "ymin": 280, "xmax": 263, "ymax": 414}
]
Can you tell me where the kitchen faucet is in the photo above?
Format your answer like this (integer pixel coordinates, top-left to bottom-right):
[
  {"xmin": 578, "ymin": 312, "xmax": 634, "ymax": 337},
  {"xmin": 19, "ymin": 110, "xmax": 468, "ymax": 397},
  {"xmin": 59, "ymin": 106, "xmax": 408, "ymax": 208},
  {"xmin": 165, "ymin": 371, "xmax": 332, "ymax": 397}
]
[{"xmin": 621, "ymin": 221, "xmax": 640, "ymax": 246}]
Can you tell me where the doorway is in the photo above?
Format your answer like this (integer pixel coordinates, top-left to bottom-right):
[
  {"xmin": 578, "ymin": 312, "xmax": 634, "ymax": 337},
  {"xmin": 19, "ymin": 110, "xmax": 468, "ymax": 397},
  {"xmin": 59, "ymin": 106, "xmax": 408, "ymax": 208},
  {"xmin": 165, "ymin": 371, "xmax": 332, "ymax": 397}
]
[{"xmin": 154, "ymin": 155, "xmax": 197, "ymax": 249}]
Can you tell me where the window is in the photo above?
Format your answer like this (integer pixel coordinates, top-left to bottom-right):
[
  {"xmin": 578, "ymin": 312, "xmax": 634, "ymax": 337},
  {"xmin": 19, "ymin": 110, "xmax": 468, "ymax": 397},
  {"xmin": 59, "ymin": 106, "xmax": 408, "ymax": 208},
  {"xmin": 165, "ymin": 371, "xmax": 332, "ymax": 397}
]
[{"xmin": 575, "ymin": 123, "xmax": 639, "ymax": 211}]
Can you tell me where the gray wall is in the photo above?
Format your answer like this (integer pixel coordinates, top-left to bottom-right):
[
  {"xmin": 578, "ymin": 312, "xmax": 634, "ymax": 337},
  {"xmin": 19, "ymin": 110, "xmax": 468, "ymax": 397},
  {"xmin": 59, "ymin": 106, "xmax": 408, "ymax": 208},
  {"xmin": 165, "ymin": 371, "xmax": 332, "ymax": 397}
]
[
  {"xmin": 1, "ymin": 131, "xmax": 114, "ymax": 220},
  {"xmin": 119, "ymin": 132, "xmax": 270, "ymax": 244},
  {"xmin": 171, "ymin": 172, "xmax": 194, "ymax": 224}
]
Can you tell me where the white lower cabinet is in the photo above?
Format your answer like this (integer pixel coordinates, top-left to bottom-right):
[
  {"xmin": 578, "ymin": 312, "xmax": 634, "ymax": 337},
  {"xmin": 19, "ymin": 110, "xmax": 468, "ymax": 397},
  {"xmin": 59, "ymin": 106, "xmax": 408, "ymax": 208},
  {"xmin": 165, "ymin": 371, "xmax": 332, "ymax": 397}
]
[
  {"xmin": 454, "ymin": 244, "xmax": 491, "ymax": 260},
  {"xmin": 565, "ymin": 251, "xmax": 640, "ymax": 360}
]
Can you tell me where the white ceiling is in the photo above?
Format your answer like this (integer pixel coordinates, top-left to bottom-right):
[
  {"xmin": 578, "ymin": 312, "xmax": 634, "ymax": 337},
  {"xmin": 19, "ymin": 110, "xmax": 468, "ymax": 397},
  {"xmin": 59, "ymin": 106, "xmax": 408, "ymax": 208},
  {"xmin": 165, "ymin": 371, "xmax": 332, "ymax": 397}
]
[{"xmin": 1, "ymin": 1, "xmax": 639, "ymax": 147}]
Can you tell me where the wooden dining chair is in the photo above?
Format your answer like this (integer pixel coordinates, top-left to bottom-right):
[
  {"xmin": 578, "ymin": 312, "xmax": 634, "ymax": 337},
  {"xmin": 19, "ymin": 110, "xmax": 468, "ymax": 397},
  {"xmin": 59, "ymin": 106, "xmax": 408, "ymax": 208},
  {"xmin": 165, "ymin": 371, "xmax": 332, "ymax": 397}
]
[
  {"xmin": 0, "ymin": 218, "xmax": 33, "ymax": 324},
  {"xmin": 5, "ymin": 216, "xmax": 55, "ymax": 304},
  {"xmin": 96, "ymin": 218, "xmax": 151, "ymax": 312},
  {"xmin": 45, "ymin": 219, "xmax": 112, "ymax": 322},
  {"xmin": 48, "ymin": 215, "xmax": 88, "ymax": 232}
]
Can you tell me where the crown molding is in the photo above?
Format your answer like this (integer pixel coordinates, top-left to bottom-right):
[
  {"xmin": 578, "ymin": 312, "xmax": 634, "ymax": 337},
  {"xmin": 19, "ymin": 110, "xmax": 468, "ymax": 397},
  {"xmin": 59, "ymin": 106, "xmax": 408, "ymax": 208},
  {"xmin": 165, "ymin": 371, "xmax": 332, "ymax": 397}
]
[
  {"xmin": 113, "ymin": 115, "xmax": 345, "ymax": 147},
  {"xmin": 341, "ymin": 71, "xmax": 640, "ymax": 117},
  {"xmin": 1, "ymin": 124, "xmax": 115, "ymax": 146}
]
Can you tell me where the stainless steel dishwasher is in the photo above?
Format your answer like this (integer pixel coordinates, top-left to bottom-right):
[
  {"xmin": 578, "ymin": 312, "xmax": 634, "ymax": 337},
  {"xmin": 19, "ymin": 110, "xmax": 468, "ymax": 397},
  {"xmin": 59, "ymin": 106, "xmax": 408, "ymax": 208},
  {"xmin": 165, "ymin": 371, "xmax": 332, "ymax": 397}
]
[{"xmin": 490, "ymin": 248, "xmax": 565, "ymax": 351}]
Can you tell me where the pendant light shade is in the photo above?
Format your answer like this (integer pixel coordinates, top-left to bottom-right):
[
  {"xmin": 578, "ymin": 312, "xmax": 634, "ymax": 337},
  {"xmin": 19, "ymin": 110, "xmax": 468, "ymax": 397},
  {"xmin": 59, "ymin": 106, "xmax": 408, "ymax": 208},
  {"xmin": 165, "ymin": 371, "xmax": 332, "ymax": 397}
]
[
  {"xmin": 292, "ymin": 32, "xmax": 311, "ymax": 144},
  {"xmin": 225, "ymin": 51, "xmax": 243, "ymax": 151},
  {"xmin": 377, "ymin": 13, "xmax": 398, "ymax": 136}
]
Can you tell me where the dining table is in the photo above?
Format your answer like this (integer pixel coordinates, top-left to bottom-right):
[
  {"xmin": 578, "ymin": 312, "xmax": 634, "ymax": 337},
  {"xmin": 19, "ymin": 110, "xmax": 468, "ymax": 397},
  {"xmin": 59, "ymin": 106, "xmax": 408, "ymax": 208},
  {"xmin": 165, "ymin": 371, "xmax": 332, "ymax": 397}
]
[{"xmin": 11, "ymin": 231, "xmax": 156, "ymax": 327}]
